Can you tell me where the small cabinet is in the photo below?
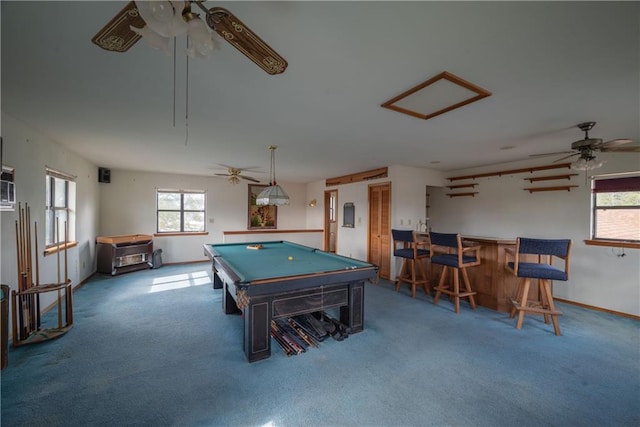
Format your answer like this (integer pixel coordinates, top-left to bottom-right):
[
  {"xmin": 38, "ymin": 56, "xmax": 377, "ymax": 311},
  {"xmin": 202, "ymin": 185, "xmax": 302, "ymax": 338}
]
[{"xmin": 97, "ymin": 234, "xmax": 153, "ymax": 275}]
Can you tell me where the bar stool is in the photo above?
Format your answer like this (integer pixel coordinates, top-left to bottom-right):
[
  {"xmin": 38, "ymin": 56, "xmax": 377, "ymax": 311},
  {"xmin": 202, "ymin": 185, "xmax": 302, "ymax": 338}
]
[
  {"xmin": 429, "ymin": 232, "xmax": 480, "ymax": 313},
  {"xmin": 505, "ymin": 237, "xmax": 572, "ymax": 335},
  {"xmin": 391, "ymin": 229, "xmax": 431, "ymax": 298}
]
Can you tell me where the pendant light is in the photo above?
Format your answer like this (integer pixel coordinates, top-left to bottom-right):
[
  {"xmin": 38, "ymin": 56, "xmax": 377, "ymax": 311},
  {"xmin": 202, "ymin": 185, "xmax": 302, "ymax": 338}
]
[{"xmin": 256, "ymin": 145, "xmax": 290, "ymax": 206}]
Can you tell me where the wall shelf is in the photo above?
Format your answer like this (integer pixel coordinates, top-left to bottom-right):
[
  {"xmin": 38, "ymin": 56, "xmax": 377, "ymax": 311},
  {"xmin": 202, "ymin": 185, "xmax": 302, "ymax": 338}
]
[
  {"xmin": 447, "ymin": 183, "xmax": 478, "ymax": 189},
  {"xmin": 524, "ymin": 174, "xmax": 578, "ymax": 183},
  {"xmin": 523, "ymin": 185, "xmax": 578, "ymax": 193},
  {"xmin": 447, "ymin": 162, "xmax": 571, "ymax": 181},
  {"xmin": 446, "ymin": 192, "xmax": 479, "ymax": 198}
]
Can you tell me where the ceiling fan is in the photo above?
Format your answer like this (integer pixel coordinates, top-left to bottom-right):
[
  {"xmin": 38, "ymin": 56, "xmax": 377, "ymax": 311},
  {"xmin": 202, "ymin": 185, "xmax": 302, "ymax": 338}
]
[
  {"xmin": 532, "ymin": 122, "xmax": 640, "ymax": 170},
  {"xmin": 213, "ymin": 165, "xmax": 261, "ymax": 184},
  {"xmin": 91, "ymin": 1, "xmax": 287, "ymax": 75}
]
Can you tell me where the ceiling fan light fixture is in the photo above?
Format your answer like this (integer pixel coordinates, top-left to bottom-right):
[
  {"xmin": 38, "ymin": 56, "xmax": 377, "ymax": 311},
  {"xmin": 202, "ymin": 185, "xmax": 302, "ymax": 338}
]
[
  {"xmin": 256, "ymin": 145, "xmax": 290, "ymax": 206},
  {"xmin": 571, "ymin": 157, "xmax": 605, "ymax": 171}
]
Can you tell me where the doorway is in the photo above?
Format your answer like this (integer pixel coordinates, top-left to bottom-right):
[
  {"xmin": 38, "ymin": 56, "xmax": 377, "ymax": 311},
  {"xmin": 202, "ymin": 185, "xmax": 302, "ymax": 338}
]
[{"xmin": 324, "ymin": 190, "xmax": 338, "ymax": 253}]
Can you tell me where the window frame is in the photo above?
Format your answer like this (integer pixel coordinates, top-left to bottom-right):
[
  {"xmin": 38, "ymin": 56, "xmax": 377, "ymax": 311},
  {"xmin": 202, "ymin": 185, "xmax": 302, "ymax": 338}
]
[
  {"xmin": 45, "ymin": 167, "xmax": 76, "ymax": 249},
  {"xmin": 590, "ymin": 174, "xmax": 640, "ymax": 244},
  {"xmin": 156, "ymin": 189, "xmax": 206, "ymax": 234}
]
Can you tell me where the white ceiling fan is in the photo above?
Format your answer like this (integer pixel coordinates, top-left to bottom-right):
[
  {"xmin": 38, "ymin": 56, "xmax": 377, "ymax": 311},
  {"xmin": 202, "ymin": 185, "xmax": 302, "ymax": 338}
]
[{"xmin": 531, "ymin": 122, "xmax": 640, "ymax": 170}]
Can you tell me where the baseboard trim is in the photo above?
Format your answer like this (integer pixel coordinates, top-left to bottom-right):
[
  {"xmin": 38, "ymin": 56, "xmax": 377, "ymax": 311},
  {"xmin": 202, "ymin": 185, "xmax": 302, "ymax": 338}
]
[{"xmin": 554, "ymin": 297, "xmax": 639, "ymax": 320}]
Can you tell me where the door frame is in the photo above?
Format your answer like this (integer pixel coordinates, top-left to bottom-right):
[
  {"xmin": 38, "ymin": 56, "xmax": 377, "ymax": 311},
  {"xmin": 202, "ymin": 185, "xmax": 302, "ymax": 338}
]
[{"xmin": 323, "ymin": 189, "xmax": 338, "ymax": 252}]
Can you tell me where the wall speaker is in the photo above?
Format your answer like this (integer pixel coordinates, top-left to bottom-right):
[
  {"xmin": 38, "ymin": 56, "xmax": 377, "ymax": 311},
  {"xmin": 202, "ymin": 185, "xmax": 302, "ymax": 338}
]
[{"xmin": 98, "ymin": 167, "xmax": 111, "ymax": 183}]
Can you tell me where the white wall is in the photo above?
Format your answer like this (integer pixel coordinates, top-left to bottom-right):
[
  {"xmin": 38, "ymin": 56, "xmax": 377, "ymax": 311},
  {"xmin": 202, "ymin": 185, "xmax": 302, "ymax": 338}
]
[
  {"xmin": 98, "ymin": 169, "xmax": 309, "ymax": 263},
  {"xmin": 305, "ymin": 166, "xmax": 446, "ymax": 276},
  {"xmin": 1, "ymin": 113, "xmax": 100, "ymax": 313},
  {"xmin": 428, "ymin": 154, "xmax": 640, "ymax": 316}
]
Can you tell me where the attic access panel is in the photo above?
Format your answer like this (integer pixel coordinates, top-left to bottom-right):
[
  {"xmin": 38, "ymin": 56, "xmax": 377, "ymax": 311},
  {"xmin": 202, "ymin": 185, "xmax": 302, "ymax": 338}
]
[{"xmin": 381, "ymin": 71, "xmax": 491, "ymax": 120}]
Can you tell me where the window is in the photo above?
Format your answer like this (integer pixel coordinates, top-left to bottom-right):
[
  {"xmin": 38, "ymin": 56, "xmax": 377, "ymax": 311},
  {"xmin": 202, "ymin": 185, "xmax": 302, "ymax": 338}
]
[
  {"xmin": 45, "ymin": 167, "xmax": 76, "ymax": 247},
  {"xmin": 157, "ymin": 190, "xmax": 206, "ymax": 233},
  {"xmin": 592, "ymin": 175, "xmax": 640, "ymax": 242},
  {"xmin": 1, "ymin": 165, "xmax": 16, "ymax": 211}
]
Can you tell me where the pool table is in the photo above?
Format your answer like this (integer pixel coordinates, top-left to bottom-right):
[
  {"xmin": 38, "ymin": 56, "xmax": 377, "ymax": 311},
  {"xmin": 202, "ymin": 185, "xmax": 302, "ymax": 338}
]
[{"xmin": 203, "ymin": 241, "xmax": 378, "ymax": 362}]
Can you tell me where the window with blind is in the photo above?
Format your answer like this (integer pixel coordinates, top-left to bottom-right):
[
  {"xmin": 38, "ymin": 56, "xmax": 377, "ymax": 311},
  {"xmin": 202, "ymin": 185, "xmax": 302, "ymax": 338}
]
[
  {"xmin": 157, "ymin": 189, "xmax": 206, "ymax": 233},
  {"xmin": 592, "ymin": 175, "xmax": 640, "ymax": 242},
  {"xmin": 45, "ymin": 167, "xmax": 76, "ymax": 247}
]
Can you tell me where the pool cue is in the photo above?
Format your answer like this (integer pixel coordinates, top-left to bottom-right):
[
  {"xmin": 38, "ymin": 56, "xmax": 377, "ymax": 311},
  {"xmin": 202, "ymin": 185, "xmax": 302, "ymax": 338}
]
[
  {"xmin": 26, "ymin": 205, "xmax": 36, "ymax": 333},
  {"xmin": 34, "ymin": 221, "xmax": 41, "ymax": 328},
  {"xmin": 64, "ymin": 220, "xmax": 72, "ymax": 325},
  {"xmin": 270, "ymin": 321, "xmax": 293, "ymax": 356},
  {"xmin": 288, "ymin": 317, "xmax": 319, "ymax": 348},
  {"xmin": 289, "ymin": 317, "xmax": 318, "ymax": 347},
  {"xmin": 56, "ymin": 217, "xmax": 62, "ymax": 328},
  {"xmin": 16, "ymin": 207, "xmax": 28, "ymax": 339},
  {"xmin": 273, "ymin": 321, "xmax": 304, "ymax": 354}
]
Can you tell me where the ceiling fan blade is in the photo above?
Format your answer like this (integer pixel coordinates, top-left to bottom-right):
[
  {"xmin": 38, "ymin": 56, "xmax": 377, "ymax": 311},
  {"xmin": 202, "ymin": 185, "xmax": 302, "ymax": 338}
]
[
  {"xmin": 205, "ymin": 7, "xmax": 288, "ymax": 75},
  {"xmin": 214, "ymin": 173, "xmax": 231, "ymax": 177},
  {"xmin": 216, "ymin": 164, "xmax": 238, "ymax": 170},
  {"xmin": 601, "ymin": 145, "xmax": 640, "ymax": 153},
  {"xmin": 91, "ymin": 1, "xmax": 145, "ymax": 53},
  {"xmin": 553, "ymin": 153, "xmax": 580, "ymax": 162},
  {"xmin": 240, "ymin": 175, "xmax": 261, "ymax": 183},
  {"xmin": 597, "ymin": 138, "xmax": 633, "ymax": 149},
  {"xmin": 529, "ymin": 151, "xmax": 574, "ymax": 158}
]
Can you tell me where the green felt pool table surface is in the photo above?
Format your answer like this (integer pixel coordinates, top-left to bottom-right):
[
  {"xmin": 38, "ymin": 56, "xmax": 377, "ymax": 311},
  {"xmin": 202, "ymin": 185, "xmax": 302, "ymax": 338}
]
[{"xmin": 204, "ymin": 241, "xmax": 372, "ymax": 283}]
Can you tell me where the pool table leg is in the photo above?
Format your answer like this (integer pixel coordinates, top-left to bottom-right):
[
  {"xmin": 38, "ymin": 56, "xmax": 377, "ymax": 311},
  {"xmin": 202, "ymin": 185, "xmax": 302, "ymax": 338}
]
[
  {"xmin": 341, "ymin": 281, "xmax": 365, "ymax": 333},
  {"xmin": 222, "ymin": 282, "xmax": 241, "ymax": 315},
  {"xmin": 243, "ymin": 297, "xmax": 271, "ymax": 362}
]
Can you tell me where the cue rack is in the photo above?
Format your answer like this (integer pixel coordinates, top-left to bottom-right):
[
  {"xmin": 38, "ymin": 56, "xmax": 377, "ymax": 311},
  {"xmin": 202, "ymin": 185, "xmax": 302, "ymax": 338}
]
[{"xmin": 11, "ymin": 203, "xmax": 74, "ymax": 347}]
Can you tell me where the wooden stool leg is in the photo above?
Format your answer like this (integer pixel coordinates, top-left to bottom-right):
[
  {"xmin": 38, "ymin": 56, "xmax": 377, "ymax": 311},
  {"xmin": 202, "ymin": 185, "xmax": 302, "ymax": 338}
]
[
  {"xmin": 434, "ymin": 267, "xmax": 447, "ymax": 305},
  {"xmin": 453, "ymin": 269, "xmax": 460, "ymax": 314},
  {"xmin": 510, "ymin": 278, "xmax": 525, "ymax": 319},
  {"xmin": 538, "ymin": 280, "xmax": 550, "ymax": 324},
  {"xmin": 461, "ymin": 268, "xmax": 476, "ymax": 310},
  {"xmin": 395, "ymin": 259, "xmax": 408, "ymax": 292},
  {"xmin": 418, "ymin": 259, "xmax": 430, "ymax": 295},
  {"xmin": 541, "ymin": 280, "xmax": 561, "ymax": 335},
  {"xmin": 515, "ymin": 279, "xmax": 531, "ymax": 330},
  {"xmin": 410, "ymin": 260, "xmax": 417, "ymax": 298}
]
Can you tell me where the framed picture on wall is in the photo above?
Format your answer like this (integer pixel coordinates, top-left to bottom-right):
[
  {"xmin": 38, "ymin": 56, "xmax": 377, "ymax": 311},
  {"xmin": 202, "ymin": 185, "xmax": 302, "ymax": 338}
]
[{"xmin": 248, "ymin": 184, "xmax": 277, "ymax": 230}]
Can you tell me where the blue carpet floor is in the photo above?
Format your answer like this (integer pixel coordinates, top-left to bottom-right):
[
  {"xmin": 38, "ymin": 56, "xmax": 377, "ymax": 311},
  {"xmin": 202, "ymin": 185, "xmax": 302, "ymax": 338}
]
[{"xmin": 1, "ymin": 262, "xmax": 639, "ymax": 426}]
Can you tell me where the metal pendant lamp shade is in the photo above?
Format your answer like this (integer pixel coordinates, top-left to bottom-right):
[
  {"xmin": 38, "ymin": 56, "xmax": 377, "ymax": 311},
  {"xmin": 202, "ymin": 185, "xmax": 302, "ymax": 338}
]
[{"xmin": 256, "ymin": 145, "xmax": 290, "ymax": 206}]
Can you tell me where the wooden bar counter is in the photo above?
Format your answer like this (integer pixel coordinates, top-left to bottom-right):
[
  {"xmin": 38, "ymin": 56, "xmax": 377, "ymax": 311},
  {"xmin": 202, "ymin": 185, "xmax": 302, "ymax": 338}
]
[{"xmin": 459, "ymin": 236, "xmax": 517, "ymax": 312}]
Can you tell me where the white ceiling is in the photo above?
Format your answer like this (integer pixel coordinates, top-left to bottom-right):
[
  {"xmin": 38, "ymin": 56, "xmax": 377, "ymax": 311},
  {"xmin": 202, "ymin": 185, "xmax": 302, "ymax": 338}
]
[{"xmin": 2, "ymin": 1, "xmax": 639, "ymax": 183}]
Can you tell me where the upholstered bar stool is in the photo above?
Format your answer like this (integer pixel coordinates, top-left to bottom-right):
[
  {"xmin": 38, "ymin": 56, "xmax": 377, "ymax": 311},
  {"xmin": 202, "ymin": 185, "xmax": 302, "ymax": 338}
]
[
  {"xmin": 391, "ymin": 229, "xmax": 431, "ymax": 298},
  {"xmin": 505, "ymin": 237, "xmax": 572, "ymax": 335},
  {"xmin": 429, "ymin": 232, "xmax": 481, "ymax": 313}
]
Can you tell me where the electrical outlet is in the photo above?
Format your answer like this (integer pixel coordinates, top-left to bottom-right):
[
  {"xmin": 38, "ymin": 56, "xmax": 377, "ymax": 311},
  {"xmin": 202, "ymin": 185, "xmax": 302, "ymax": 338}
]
[{"xmin": 400, "ymin": 219, "xmax": 404, "ymax": 225}]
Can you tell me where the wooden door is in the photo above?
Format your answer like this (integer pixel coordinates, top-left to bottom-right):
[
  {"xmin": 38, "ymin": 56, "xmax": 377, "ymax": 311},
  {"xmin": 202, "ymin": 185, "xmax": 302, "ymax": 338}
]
[
  {"xmin": 324, "ymin": 190, "xmax": 337, "ymax": 252},
  {"xmin": 368, "ymin": 182, "xmax": 391, "ymax": 279}
]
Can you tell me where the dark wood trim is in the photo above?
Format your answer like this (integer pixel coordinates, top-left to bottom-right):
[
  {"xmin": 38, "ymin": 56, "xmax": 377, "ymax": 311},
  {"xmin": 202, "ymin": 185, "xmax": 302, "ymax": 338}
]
[
  {"xmin": 446, "ymin": 192, "xmax": 478, "ymax": 198},
  {"xmin": 448, "ymin": 163, "xmax": 571, "ymax": 181},
  {"xmin": 223, "ymin": 229, "xmax": 323, "ymax": 235},
  {"xmin": 525, "ymin": 174, "xmax": 578, "ymax": 182},
  {"xmin": 326, "ymin": 167, "xmax": 388, "ymax": 186},
  {"xmin": 524, "ymin": 185, "xmax": 578, "ymax": 193},
  {"xmin": 554, "ymin": 297, "xmax": 640, "ymax": 320},
  {"xmin": 153, "ymin": 232, "xmax": 209, "ymax": 237},
  {"xmin": 584, "ymin": 239, "xmax": 640, "ymax": 249}
]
